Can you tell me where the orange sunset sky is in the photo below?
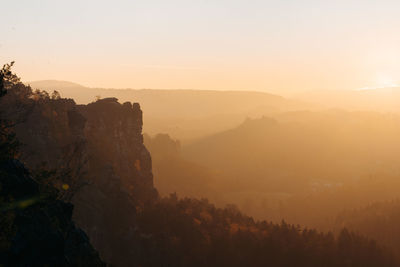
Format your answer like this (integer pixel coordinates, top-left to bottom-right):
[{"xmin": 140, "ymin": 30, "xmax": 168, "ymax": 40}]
[{"xmin": 1, "ymin": 0, "xmax": 400, "ymax": 96}]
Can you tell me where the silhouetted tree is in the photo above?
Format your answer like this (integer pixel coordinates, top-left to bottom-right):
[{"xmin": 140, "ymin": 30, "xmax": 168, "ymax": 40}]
[{"xmin": 0, "ymin": 62, "xmax": 21, "ymax": 161}]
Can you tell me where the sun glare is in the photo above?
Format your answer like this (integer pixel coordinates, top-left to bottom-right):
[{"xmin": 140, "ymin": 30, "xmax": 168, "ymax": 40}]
[
  {"xmin": 358, "ymin": 74, "xmax": 399, "ymax": 91},
  {"xmin": 376, "ymin": 74, "xmax": 398, "ymax": 88}
]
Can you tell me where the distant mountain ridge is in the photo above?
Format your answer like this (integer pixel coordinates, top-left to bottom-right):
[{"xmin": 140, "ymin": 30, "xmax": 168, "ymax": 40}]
[
  {"xmin": 28, "ymin": 80, "xmax": 313, "ymax": 141},
  {"xmin": 296, "ymin": 87, "xmax": 400, "ymax": 113},
  {"xmin": 28, "ymin": 80, "xmax": 86, "ymax": 89},
  {"xmin": 28, "ymin": 79, "xmax": 287, "ymax": 105}
]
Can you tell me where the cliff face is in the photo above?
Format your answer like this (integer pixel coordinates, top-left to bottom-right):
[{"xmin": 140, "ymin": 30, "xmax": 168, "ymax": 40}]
[
  {"xmin": 77, "ymin": 98, "xmax": 155, "ymax": 201},
  {"xmin": 73, "ymin": 98, "xmax": 157, "ymax": 265},
  {"xmin": 1, "ymin": 87, "xmax": 157, "ymax": 266}
]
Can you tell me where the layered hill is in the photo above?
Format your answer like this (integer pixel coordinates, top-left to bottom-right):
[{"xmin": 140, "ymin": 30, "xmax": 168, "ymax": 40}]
[
  {"xmin": 28, "ymin": 80, "xmax": 312, "ymax": 141},
  {"xmin": 184, "ymin": 112, "xmax": 400, "ymax": 189},
  {"xmin": 181, "ymin": 112, "xmax": 400, "ymax": 222}
]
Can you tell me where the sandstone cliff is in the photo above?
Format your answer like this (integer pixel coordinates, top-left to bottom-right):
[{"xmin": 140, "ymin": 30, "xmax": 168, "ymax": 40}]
[{"xmin": 1, "ymin": 86, "xmax": 157, "ymax": 265}]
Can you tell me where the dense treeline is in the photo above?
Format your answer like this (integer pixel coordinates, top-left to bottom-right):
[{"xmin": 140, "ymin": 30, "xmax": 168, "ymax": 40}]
[
  {"xmin": 133, "ymin": 194, "xmax": 396, "ymax": 266},
  {"xmin": 334, "ymin": 199, "xmax": 400, "ymax": 258}
]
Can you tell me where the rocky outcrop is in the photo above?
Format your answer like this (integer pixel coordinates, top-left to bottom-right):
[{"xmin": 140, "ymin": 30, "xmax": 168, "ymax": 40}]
[
  {"xmin": 0, "ymin": 159, "xmax": 105, "ymax": 266},
  {"xmin": 1, "ymin": 88, "xmax": 157, "ymax": 266},
  {"xmin": 73, "ymin": 98, "xmax": 157, "ymax": 265},
  {"xmin": 77, "ymin": 98, "xmax": 155, "ymax": 202}
]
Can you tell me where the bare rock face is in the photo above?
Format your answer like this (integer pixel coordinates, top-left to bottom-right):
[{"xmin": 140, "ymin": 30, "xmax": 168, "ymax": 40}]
[
  {"xmin": 73, "ymin": 98, "xmax": 157, "ymax": 265},
  {"xmin": 78, "ymin": 98, "xmax": 155, "ymax": 201},
  {"xmin": 1, "ymin": 87, "xmax": 157, "ymax": 266}
]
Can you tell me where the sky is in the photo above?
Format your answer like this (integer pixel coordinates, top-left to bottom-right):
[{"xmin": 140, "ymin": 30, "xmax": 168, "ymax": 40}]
[{"xmin": 1, "ymin": 0, "xmax": 400, "ymax": 95}]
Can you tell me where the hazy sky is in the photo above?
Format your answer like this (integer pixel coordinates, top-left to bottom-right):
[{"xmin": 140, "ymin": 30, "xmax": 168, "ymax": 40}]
[{"xmin": 1, "ymin": 0, "xmax": 400, "ymax": 95}]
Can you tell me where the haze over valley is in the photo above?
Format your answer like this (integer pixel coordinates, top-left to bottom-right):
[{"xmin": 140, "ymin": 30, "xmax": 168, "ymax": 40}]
[
  {"xmin": 3, "ymin": 1, "xmax": 400, "ymax": 266},
  {"xmin": 29, "ymin": 80, "xmax": 400, "ymax": 228}
]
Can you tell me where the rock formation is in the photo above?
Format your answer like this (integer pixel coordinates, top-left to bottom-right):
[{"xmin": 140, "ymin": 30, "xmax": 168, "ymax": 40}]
[
  {"xmin": 1, "ymin": 87, "xmax": 157, "ymax": 265},
  {"xmin": 0, "ymin": 159, "xmax": 106, "ymax": 266}
]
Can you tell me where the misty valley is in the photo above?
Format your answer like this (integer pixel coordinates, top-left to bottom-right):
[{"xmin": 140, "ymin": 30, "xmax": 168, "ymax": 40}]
[{"xmin": 1, "ymin": 65, "xmax": 400, "ymax": 266}]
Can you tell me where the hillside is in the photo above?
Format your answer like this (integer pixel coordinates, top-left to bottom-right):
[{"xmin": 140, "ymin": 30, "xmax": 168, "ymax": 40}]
[
  {"xmin": 184, "ymin": 112, "xmax": 400, "ymax": 188},
  {"xmin": 181, "ymin": 112, "xmax": 400, "ymax": 222}
]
